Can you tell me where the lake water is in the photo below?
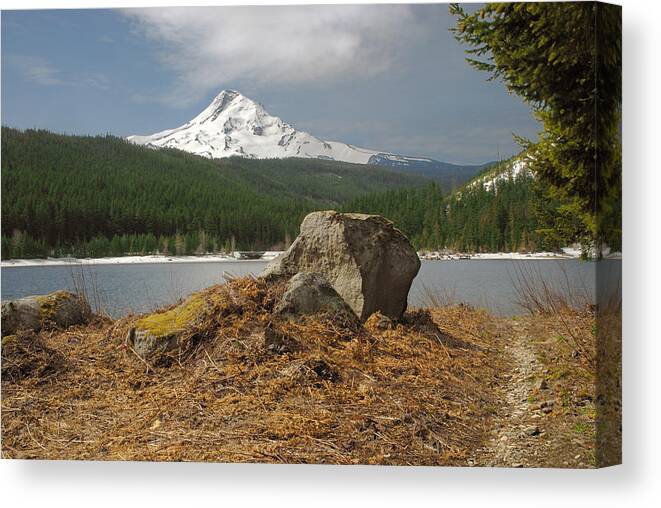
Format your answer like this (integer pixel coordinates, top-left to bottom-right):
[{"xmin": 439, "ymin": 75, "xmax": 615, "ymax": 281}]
[{"xmin": 1, "ymin": 259, "xmax": 619, "ymax": 317}]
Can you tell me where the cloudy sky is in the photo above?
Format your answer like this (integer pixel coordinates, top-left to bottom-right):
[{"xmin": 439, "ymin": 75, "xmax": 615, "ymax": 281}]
[{"xmin": 1, "ymin": 4, "xmax": 540, "ymax": 164}]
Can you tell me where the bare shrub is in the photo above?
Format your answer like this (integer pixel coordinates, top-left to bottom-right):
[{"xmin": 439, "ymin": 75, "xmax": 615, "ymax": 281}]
[
  {"xmin": 417, "ymin": 282, "xmax": 458, "ymax": 308},
  {"xmin": 68, "ymin": 263, "xmax": 107, "ymax": 316},
  {"xmin": 509, "ymin": 261, "xmax": 596, "ymax": 365}
]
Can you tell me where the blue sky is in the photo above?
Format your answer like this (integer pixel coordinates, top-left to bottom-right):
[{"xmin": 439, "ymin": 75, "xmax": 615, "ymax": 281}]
[{"xmin": 1, "ymin": 4, "xmax": 540, "ymax": 164}]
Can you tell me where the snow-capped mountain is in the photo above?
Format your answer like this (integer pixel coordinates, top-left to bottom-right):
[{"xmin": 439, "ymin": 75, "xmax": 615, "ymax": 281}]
[
  {"xmin": 128, "ymin": 90, "xmax": 380, "ymax": 163},
  {"xmin": 127, "ymin": 90, "xmax": 488, "ymax": 183}
]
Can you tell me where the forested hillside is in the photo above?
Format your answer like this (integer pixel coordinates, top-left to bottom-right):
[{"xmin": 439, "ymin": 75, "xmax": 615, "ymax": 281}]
[
  {"xmin": 1, "ymin": 128, "xmax": 566, "ymax": 259},
  {"xmin": 346, "ymin": 162, "xmax": 563, "ymax": 253},
  {"xmin": 1, "ymin": 128, "xmax": 426, "ymax": 259}
]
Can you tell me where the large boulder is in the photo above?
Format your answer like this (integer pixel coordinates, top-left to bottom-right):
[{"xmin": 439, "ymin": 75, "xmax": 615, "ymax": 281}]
[
  {"xmin": 1, "ymin": 291, "xmax": 92, "ymax": 336},
  {"xmin": 275, "ymin": 272, "xmax": 359, "ymax": 325},
  {"xmin": 262, "ymin": 211, "xmax": 420, "ymax": 320}
]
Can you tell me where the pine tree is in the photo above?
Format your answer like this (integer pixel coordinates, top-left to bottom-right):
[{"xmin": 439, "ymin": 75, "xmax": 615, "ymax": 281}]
[{"xmin": 450, "ymin": 2, "xmax": 621, "ymax": 252}]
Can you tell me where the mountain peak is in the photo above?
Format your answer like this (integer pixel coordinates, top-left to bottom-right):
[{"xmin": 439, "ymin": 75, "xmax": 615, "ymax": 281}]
[
  {"xmin": 215, "ymin": 89, "xmax": 240, "ymax": 99},
  {"xmin": 128, "ymin": 90, "xmax": 440, "ymax": 167},
  {"xmin": 198, "ymin": 89, "xmax": 247, "ymax": 122},
  {"xmin": 128, "ymin": 89, "xmax": 381, "ymax": 162},
  {"xmin": 210, "ymin": 89, "xmax": 241, "ymax": 108}
]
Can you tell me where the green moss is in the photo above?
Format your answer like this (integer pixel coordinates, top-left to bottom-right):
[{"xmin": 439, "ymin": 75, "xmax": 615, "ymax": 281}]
[
  {"xmin": 36, "ymin": 291, "xmax": 71, "ymax": 321},
  {"xmin": 573, "ymin": 421, "xmax": 590, "ymax": 434},
  {"xmin": 135, "ymin": 292, "xmax": 208, "ymax": 338}
]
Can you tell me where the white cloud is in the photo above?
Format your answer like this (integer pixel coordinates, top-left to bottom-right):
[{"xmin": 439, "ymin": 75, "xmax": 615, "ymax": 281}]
[
  {"xmin": 8, "ymin": 55, "xmax": 111, "ymax": 91},
  {"xmin": 81, "ymin": 72, "xmax": 111, "ymax": 91},
  {"xmin": 10, "ymin": 55, "xmax": 66, "ymax": 86},
  {"xmin": 122, "ymin": 5, "xmax": 426, "ymax": 106}
]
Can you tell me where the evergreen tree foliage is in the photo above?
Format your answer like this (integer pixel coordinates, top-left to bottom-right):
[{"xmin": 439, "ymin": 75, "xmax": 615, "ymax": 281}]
[
  {"xmin": 345, "ymin": 169, "xmax": 559, "ymax": 253},
  {"xmin": 450, "ymin": 2, "xmax": 622, "ymax": 251}
]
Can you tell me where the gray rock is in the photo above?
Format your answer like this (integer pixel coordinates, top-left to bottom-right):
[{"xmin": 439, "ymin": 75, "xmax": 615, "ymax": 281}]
[
  {"xmin": 1, "ymin": 291, "xmax": 92, "ymax": 336},
  {"xmin": 125, "ymin": 291, "xmax": 208, "ymax": 359},
  {"xmin": 525, "ymin": 425, "xmax": 541, "ymax": 436},
  {"xmin": 262, "ymin": 211, "xmax": 420, "ymax": 321},
  {"xmin": 126, "ymin": 327, "xmax": 179, "ymax": 359},
  {"xmin": 275, "ymin": 272, "xmax": 359, "ymax": 325}
]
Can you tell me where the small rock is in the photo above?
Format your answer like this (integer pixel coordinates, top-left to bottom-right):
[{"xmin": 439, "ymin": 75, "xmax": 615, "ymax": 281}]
[
  {"xmin": 126, "ymin": 291, "xmax": 208, "ymax": 359},
  {"xmin": 538, "ymin": 379, "xmax": 549, "ymax": 390},
  {"xmin": 275, "ymin": 272, "xmax": 359, "ymax": 326},
  {"xmin": 525, "ymin": 425, "xmax": 541, "ymax": 436}
]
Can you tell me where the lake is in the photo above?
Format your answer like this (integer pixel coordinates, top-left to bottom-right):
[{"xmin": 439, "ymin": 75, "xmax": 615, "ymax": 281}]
[{"xmin": 1, "ymin": 259, "xmax": 619, "ymax": 317}]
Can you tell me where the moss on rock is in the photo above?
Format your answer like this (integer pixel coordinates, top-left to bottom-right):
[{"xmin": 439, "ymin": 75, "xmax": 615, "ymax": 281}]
[
  {"xmin": 2, "ymin": 291, "xmax": 91, "ymax": 336},
  {"xmin": 37, "ymin": 291, "xmax": 74, "ymax": 321},
  {"xmin": 129, "ymin": 291, "xmax": 214, "ymax": 359},
  {"xmin": 135, "ymin": 293, "xmax": 207, "ymax": 338}
]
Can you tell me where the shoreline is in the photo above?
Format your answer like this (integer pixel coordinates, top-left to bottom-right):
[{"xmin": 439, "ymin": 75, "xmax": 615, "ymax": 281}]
[
  {"xmin": 418, "ymin": 251, "xmax": 576, "ymax": 261},
  {"xmin": 0, "ymin": 252, "xmax": 282, "ymax": 268},
  {"xmin": 1, "ymin": 249, "xmax": 621, "ymax": 268}
]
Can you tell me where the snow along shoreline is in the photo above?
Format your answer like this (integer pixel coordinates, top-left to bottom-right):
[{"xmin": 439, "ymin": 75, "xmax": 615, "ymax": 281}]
[
  {"xmin": 0, "ymin": 252, "xmax": 283, "ymax": 268},
  {"xmin": 0, "ymin": 248, "xmax": 620, "ymax": 268},
  {"xmin": 419, "ymin": 251, "xmax": 575, "ymax": 261}
]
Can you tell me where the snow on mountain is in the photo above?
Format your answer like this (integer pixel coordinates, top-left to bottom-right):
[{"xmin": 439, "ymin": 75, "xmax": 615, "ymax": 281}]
[
  {"xmin": 128, "ymin": 90, "xmax": 381, "ymax": 164},
  {"xmin": 470, "ymin": 159, "xmax": 532, "ymax": 192}
]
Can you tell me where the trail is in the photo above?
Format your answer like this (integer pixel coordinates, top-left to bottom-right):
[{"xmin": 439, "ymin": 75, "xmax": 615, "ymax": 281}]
[{"xmin": 471, "ymin": 321, "xmax": 548, "ymax": 467}]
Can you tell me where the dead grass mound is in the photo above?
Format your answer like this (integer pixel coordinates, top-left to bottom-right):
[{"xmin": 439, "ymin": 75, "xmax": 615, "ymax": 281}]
[
  {"xmin": 2, "ymin": 277, "xmax": 504, "ymax": 464},
  {"xmin": 1, "ymin": 331, "xmax": 67, "ymax": 383}
]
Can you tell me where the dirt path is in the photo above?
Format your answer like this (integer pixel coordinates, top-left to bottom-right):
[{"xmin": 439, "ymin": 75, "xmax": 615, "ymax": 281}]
[
  {"xmin": 470, "ymin": 321, "xmax": 545, "ymax": 467},
  {"xmin": 470, "ymin": 318, "xmax": 597, "ymax": 468}
]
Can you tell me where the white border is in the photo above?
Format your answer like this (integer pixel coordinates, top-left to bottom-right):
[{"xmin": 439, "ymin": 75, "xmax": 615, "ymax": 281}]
[{"xmin": 1, "ymin": 1, "xmax": 659, "ymax": 507}]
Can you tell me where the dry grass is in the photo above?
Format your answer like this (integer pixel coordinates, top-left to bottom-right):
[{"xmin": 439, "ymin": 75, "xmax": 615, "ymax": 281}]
[
  {"xmin": 417, "ymin": 282, "xmax": 459, "ymax": 308},
  {"xmin": 1, "ymin": 277, "xmax": 504, "ymax": 465},
  {"xmin": 1, "ymin": 332, "xmax": 68, "ymax": 383},
  {"xmin": 510, "ymin": 261, "xmax": 593, "ymax": 315},
  {"xmin": 505, "ymin": 261, "xmax": 621, "ymax": 467},
  {"xmin": 517, "ymin": 312, "xmax": 600, "ymax": 467},
  {"xmin": 510, "ymin": 261, "xmax": 597, "ymax": 366}
]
